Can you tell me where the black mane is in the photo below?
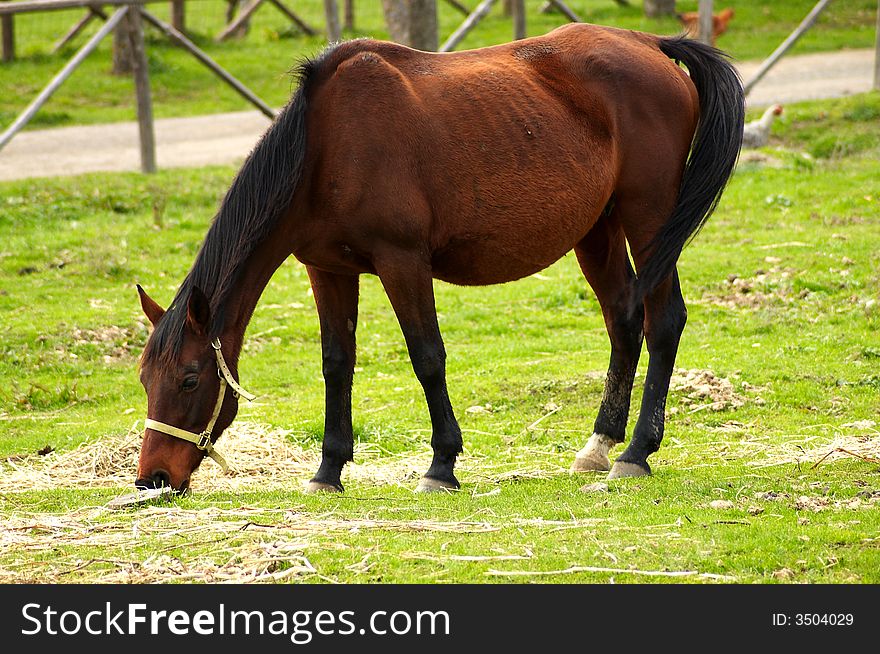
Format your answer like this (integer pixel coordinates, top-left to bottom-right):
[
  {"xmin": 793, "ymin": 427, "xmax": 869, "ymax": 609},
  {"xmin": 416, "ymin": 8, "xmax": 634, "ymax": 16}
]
[{"xmin": 143, "ymin": 45, "xmax": 339, "ymax": 370}]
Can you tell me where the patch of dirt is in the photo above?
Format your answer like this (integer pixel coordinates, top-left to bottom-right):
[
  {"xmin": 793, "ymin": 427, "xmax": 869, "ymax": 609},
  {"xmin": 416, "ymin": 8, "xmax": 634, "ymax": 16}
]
[
  {"xmin": 737, "ymin": 151, "xmax": 785, "ymax": 168},
  {"xmin": 755, "ymin": 490, "xmax": 786, "ymax": 501},
  {"xmin": 794, "ymin": 495, "xmax": 831, "ymax": 512},
  {"xmin": 794, "ymin": 495, "xmax": 877, "ymax": 512},
  {"xmin": 668, "ymin": 369, "xmax": 751, "ymax": 413},
  {"xmin": 71, "ymin": 322, "xmax": 149, "ymax": 362},
  {"xmin": 697, "ymin": 266, "xmax": 804, "ymax": 310}
]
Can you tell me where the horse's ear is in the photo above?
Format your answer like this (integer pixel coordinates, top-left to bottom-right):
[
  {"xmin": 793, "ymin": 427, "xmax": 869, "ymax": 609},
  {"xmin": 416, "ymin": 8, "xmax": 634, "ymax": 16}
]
[
  {"xmin": 186, "ymin": 286, "xmax": 211, "ymax": 336},
  {"xmin": 137, "ymin": 284, "xmax": 165, "ymax": 326}
]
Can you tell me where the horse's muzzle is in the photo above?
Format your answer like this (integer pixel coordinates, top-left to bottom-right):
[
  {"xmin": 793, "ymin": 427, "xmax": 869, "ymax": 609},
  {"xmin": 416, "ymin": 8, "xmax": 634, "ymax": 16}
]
[{"xmin": 135, "ymin": 470, "xmax": 189, "ymax": 494}]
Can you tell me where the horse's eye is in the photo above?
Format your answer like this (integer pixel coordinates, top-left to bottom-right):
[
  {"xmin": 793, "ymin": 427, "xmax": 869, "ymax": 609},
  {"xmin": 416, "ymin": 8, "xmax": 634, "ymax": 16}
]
[{"xmin": 181, "ymin": 376, "xmax": 199, "ymax": 392}]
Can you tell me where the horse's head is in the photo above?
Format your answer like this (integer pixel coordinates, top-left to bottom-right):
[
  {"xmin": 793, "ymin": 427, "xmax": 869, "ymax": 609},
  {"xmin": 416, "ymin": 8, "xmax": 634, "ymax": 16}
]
[{"xmin": 135, "ymin": 284, "xmax": 242, "ymax": 492}]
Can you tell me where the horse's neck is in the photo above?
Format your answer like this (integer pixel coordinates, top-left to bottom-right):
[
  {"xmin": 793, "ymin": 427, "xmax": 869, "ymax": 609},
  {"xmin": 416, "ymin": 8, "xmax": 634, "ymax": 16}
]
[{"xmin": 215, "ymin": 225, "xmax": 291, "ymax": 356}]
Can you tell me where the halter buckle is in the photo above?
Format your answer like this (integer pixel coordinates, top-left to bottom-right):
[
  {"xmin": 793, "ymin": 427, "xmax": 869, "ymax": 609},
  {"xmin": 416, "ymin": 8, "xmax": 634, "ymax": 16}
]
[{"xmin": 196, "ymin": 431, "xmax": 212, "ymax": 451}]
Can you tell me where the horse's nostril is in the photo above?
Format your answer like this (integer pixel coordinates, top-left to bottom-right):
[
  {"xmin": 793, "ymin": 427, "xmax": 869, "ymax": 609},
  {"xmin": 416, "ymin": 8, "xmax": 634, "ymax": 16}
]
[
  {"xmin": 152, "ymin": 469, "xmax": 171, "ymax": 487},
  {"xmin": 134, "ymin": 470, "xmax": 174, "ymax": 491}
]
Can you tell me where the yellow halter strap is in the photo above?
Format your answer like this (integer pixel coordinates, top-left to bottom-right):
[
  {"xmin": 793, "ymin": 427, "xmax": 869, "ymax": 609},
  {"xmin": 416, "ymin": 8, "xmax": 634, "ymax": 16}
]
[{"xmin": 143, "ymin": 338, "xmax": 255, "ymax": 472}]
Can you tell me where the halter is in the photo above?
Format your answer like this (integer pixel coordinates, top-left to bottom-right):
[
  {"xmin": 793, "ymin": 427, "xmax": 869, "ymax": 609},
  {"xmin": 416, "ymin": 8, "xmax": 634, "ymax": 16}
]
[{"xmin": 144, "ymin": 338, "xmax": 255, "ymax": 472}]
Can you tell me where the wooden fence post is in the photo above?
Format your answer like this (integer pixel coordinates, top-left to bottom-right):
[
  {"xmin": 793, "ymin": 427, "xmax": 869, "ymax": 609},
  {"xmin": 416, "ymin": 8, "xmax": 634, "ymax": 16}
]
[
  {"xmin": 171, "ymin": 0, "xmax": 185, "ymax": 32},
  {"xmin": 698, "ymin": 0, "xmax": 713, "ymax": 45},
  {"xmin": 127, "ymin": 6, "xmax": 156, "ymax": 173},
  {"xmin": 324, "ymin": 0, "xmax": 340, "ymax": 42},
  {"xmin": 512, "ymin": 0, "xmax": 525, "ymax": 40},
  {"xmin": 343, "ymin": 0, "xmax": 353, "ymax": 31},
  {"xmin": 874, "ymin": 0, "xmax": 880, "ymax": 90},
  {"xmin": 1, "ymin": 15, "xmax": 14, "ymax": 62},
  {"xmin": 113, "ymin": 18, "xmax": 133, "ymax": 73},
  {"xmin": 382, "ymin": 0, "xmax": 437, "ymax": 51}
]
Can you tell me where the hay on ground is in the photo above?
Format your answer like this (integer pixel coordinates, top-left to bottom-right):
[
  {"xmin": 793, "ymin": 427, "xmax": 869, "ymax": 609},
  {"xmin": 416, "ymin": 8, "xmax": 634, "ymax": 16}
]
[
  {"xmin": 748, "ymin": 422, "xmax": 880, "ymax": 469},
  {"xmin": 0, "ymin": 421, "xmax": 567, "ymax": 493},
  {"xmin": 0, "ymin": 422, "xmax": 429, "ymax": 492}
]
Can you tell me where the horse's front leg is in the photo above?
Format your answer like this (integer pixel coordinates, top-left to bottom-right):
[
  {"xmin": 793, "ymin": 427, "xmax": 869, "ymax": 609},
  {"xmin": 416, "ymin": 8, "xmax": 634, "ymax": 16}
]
[
  {"xmin": 374, "ymin": 251, "xmax": 463, "ymax": 492},
  {"xmin": 305, "ymin": 266, "xmax": 359, "ymax": 493}
]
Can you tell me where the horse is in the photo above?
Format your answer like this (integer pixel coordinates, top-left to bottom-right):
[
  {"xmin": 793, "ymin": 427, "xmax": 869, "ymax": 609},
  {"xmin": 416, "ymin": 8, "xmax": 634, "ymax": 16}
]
[{"xmin": 134, "ymin": 22, "xmax": 744, "ymax": 494}]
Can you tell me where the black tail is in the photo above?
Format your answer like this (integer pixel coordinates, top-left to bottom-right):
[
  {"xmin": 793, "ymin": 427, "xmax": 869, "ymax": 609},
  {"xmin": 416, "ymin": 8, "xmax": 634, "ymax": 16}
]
[{"xmin": 633, "ymin": 36, "xmax": 745, "ymax": 306}]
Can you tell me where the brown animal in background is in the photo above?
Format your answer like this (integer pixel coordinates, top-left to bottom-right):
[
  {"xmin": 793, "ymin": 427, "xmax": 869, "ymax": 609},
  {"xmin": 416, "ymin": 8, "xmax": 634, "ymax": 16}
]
[
  {"xmin": 678, "ymin": 7, "xmax": 735, "ymax": 45},
  {"xmin": 134, "ymin": 24, "xmax": 744, "ymax": 495}
]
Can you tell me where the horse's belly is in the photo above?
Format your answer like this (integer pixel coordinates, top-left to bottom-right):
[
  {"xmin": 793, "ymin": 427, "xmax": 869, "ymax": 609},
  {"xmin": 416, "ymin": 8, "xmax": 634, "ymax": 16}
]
[
  {"xmin": 430, "ymin": 222, "xmax": 585, "ymax": 286},
  {"xmin": 427, "ymin": 173, "xmax": 607, "ymax": 286}
]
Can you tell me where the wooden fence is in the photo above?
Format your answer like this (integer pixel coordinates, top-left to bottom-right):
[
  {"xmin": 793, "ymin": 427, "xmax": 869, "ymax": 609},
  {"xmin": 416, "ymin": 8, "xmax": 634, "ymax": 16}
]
[
  {"xmin": 3, "ymin": 0, "xmax": 880, "ymax": 174},
  {"xmin": 0, "ymin": 0, "xmax": 295, "ymax": 170},
  {"xmin": 0, "ymin": 0, "xmax": 334, "ymax": 61}
]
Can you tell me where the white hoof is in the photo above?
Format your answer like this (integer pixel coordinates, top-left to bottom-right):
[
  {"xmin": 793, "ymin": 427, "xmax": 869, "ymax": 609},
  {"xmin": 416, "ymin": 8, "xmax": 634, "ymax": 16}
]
[
  {"xmin": 571, "ymin": 433, "xmax": 615, "ymax": 472},
  {"xmin": 608, "ymin": 461, "xmax": 651, "ymax": 480},
  {"xmin": 304, "ymin": 480, "xmax": 343, "ymax": 493},
  {"xmin": 415, "ymin": 477, "xmax": 459, "ymax": 493},
  {"xmin": 571, "ymin": 453, "xmax": 611, "ymax": 472}
]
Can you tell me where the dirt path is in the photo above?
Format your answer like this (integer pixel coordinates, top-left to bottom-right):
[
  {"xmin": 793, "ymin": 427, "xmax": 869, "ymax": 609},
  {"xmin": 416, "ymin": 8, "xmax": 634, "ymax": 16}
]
[
  {"xmin": 738, "ymin": 48, "xmax": 875, "ymax": 107},
  {"xmin": 0, "ymin": 48, "xmax": 875, "ymax": 182}
]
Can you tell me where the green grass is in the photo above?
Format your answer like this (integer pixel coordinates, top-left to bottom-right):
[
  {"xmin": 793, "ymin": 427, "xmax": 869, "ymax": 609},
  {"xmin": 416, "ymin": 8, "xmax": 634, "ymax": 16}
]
[
  {"xmin": 1, "ymin": 93, "xmax": 879, "ymax": 583},
  {"xmin": 763, "ymin": 93, "xmax": 880, "ymax": 160},
  {"xmin": 0, "ymin": 0, "xmax": 877, "ymax": 129}
]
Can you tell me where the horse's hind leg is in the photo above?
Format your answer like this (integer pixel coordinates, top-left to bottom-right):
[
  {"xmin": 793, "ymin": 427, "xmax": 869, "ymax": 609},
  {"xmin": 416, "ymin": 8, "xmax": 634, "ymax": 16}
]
[
  {"xmin": 305, "ymin": 266, "xmax": 360, "ymax": 493},
  {"xmin": 374, "ymin": 250, "xmax": 463, "ymax": 492},
  {"xmin": 571, "ymin": 212, "xmax": 644, "ymax": 472},
  {"xmin": 608, "ymin": 195, "xmax": 688, "ymax": 479},
  {"xmin": 609, "ymin": 268, "xmax": 686, "ymax": 478}
]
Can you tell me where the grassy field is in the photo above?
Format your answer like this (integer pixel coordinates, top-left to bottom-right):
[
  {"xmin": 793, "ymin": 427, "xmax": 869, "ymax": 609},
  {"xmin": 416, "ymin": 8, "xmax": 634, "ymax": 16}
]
[
  {"xmin": 1, "ymin": 92, "xmax": 879, "ymax": 583},
  {"xmin": 1, "ymin": 0, "xmax": 878, "ymax": 129}
]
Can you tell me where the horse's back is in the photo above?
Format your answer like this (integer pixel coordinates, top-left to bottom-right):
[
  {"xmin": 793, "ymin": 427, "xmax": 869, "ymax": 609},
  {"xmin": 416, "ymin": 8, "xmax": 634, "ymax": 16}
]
[{"xmin": 295, "ymin": 25, "xmax": 699, "ymax": 284}]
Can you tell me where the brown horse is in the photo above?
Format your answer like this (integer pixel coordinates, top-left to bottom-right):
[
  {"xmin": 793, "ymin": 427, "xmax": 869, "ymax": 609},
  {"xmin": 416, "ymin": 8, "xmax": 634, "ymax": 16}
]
[{"xmin": 135, "ymin": 23, "xmax": 744, "ymax": 494}]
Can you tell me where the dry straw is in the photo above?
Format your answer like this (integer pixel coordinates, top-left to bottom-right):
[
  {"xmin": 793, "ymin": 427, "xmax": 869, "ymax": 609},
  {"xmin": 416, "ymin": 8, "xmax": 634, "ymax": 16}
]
[
  {"xmin": 0, "ymin": 419, "xmax": 569, "ymax": 494},
  {"xmin": 747, "ymin": 421, "xmax": 880, "ymax": 469},
  {"xmin": 0, "ymin": 422, "xmax": 430, "ymax": 493},
  {"xmin": 0, "ymin": 421, "xmax": 567, "ymax": 582}
]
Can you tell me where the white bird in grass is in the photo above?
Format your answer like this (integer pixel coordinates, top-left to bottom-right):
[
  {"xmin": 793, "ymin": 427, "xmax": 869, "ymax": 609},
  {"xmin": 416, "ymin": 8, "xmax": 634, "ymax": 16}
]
[{"xmin": 742, "ymin": 104, "xmax": 783, "ymax": 149}]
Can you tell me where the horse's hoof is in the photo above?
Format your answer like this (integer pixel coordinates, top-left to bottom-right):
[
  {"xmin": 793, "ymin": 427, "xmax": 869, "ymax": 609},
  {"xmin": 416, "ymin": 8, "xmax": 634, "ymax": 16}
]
[
  {"xmin": 571, "ymin": 433, "xmax": 614, "ymax": 472},
  {"xmin": 608, "ymin": 461, "xmax": 651, "ymax": 480},
  {"xmin": 304, "ymin": 480, "xmax": 343, "ymax": 493},
  {"xmin": 571, "ymin": 453, "xmax": 611, "ymax": 472},
  {"xmin": 415, "ymin": 477, "xmax": 459, "ymax": 493}
]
